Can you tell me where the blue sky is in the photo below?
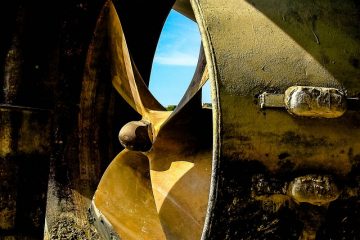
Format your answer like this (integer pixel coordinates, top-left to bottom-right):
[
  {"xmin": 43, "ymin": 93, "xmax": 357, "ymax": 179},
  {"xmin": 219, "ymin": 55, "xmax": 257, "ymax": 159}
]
[{"xmin": 149, "ymin": 10, "xmax": 211, "ymax": 106}]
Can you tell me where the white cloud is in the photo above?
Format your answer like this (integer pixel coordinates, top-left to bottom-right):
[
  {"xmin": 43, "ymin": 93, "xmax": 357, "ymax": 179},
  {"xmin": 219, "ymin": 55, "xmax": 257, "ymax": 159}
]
[
  {"xmin": 154, "ymin": 51, "xmax": 198, "ymax": 66},
  {"xmin": 152, "ymin": 10, "xmax": 201, "ymax": 67}
]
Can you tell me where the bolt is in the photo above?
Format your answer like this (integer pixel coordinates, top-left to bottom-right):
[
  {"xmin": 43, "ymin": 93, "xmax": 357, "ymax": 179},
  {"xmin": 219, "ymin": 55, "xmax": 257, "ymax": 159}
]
[{"xmin": 287, "ymin": 175, "xmax": 340, "ymax": 206}]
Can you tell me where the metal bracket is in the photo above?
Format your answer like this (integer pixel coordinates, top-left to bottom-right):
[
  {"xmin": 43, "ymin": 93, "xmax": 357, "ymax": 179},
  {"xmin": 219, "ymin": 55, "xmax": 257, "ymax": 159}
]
[{"xmin": 259, "ymin": 86, "xmax": 358, "ymax": 118}]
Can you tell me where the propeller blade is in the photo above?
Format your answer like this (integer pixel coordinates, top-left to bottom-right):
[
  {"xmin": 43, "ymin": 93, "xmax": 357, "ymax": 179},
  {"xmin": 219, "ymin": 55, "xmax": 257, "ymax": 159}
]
[
  {"xmin": 173, "ymin": 0, "xmax": 196, "ymax": 21},
  {"xmin": 145, "ymin": 46, "xmax": 209, "ymax": 142},
  {"xmin": 93, "ymin": 2, "xmax": 213, "ymax": 239},
  {"xmin": 109, "ymin": 3, "xmax": 210, "ymax": 143},
  {"xmin": 108, "ymin": 3, "xmax": 165, "ymax": 116},
  {"xmin": 173, "ymin": 45, "xmax": 208, "ymax": 115},
  {"xmin": 92, "ymin": 150, "xmax": 166, "ymax": 239},
  {"xmin": 150, "ymin": 45, "xmax": 209, "ymax": 143},
  {"xmin": 147, "ymin": 98, "xmax": 213, "ymax": 239}
]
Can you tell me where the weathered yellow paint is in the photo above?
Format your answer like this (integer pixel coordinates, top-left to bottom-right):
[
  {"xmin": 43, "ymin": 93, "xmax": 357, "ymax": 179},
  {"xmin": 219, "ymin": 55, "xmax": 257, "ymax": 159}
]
[
  {"xmin": 192, "ymin": 0, "xmax": 360, "ymax": 176},
  {"xmin": 190, "ymin": 1, "xmax": 360, "ymax": 238}
]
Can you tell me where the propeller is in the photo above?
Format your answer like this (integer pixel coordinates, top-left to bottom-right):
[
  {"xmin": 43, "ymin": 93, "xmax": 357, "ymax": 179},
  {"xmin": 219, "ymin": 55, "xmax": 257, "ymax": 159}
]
[{"xmin": 92, "ymin": 2, "xmax": 212, "ymax": 239}]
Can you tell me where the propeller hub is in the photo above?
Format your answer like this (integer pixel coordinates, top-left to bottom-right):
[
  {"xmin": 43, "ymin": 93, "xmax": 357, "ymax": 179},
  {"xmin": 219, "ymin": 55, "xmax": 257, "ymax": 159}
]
[{"xmin": 118, "ymin": 120, "xmax": 152, "ymax": 152}]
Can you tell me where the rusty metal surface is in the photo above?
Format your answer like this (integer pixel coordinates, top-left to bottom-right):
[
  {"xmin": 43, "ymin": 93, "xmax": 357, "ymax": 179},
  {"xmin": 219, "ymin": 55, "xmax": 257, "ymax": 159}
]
[
  {"xmin": 0, "ymin": 0, "xmax": 359, "ymax": 239},
  {"xmin": 0, "ymin": 2, "xmax": 58, "ymax": 238},
  {"xmin": 191, "ymin": 0, "xmax": 360, "ymax": 239},
  {"xmin": 0, "ymin": 0, "xmax": 139, "ymax": 238},
  {"xmin": 0, "ymin": 107, "xmax": 51, "ymax": 239}
]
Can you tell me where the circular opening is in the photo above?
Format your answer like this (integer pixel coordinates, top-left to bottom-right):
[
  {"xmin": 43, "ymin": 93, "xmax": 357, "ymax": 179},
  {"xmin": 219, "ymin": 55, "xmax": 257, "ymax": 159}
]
[
  {"xmin": 149, "ymin": 9, "xmax": 201, "ymax": 108},
  {"xmin": 92, "ymin": 3, "xmax": 214, "ymax": 240}
]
